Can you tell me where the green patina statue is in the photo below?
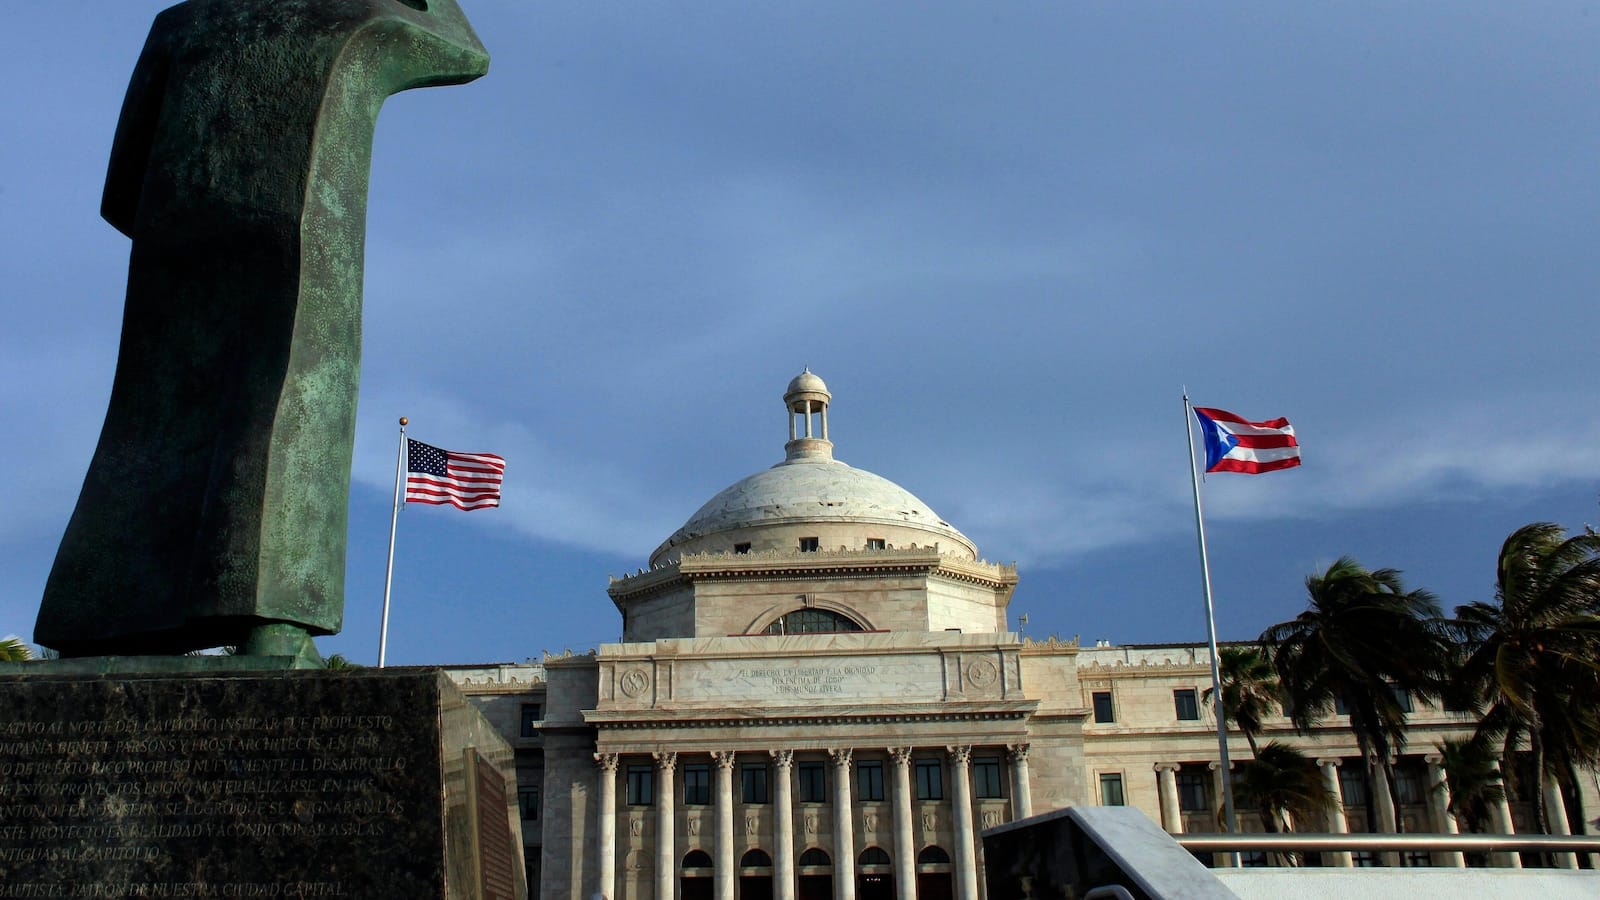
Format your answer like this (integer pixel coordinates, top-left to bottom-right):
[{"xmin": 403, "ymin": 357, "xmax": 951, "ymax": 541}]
[{"xmin": 35, "ymin": 0, "xmax": 489, "ymax": 664}]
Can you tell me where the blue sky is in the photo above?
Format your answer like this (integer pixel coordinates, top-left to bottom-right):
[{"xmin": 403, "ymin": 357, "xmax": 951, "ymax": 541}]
[{"xmin": 3, "ymin": 2, "xmax": 1597, "ymax": 665}]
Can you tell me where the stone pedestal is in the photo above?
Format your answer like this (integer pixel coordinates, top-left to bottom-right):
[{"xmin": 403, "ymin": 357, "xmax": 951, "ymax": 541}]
[{"xmin": 0, "ymin": 668, "xmax": 525, "ymax": 899}]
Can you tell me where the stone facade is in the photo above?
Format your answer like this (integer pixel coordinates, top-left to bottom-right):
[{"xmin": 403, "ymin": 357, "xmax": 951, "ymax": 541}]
[{"xmin": 443, "ymin": 374, "xmax": 1598, "ymax": 898}]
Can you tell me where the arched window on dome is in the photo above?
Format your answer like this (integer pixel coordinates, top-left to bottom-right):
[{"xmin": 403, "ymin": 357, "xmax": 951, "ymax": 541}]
[{"xmin": 763, "ymin": 609, "xmax": 864, "ymax": 635}]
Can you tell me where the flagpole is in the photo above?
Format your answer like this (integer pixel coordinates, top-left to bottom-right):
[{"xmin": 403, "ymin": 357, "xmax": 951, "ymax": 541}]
[
  {"xmin": 1184, "ymin": 392, "xmax": 1240, "ymax": 856},
  {"xmin": 378, "ymin": 417, "xmax": 407, "ymax": 669}
]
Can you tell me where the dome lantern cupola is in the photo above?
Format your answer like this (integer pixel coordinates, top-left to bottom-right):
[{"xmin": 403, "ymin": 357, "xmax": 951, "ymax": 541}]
[
  {"xmin": 647, "ymin": 371, "xmax": 980, "ymax": 567},
  {"xmin": 784, "ymin": 368, "xmax": 833, "ymax": 461}
]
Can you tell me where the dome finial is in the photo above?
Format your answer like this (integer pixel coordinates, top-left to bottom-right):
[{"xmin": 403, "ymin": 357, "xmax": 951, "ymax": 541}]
[{"xmin": 783, "ymin": 370, "xmax": 833, "ymax": 462}]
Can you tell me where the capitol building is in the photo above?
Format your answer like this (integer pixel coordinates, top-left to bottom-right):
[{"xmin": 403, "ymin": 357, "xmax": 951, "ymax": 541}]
[{"xmin": 446, "ymin": 372, "xmax": 1594, "ymax": 900}]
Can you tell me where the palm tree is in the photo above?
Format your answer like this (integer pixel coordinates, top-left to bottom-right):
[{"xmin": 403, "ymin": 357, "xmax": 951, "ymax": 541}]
[
  {"xmin": 1261, "ymin": 557, "xmax": 1455, "ymax": 835},
  {"xmin": 0, "ymin": 636, "xmax": 34, "ymax": 661},
  {"xmin": 1203, "ymin": 645, "xmax": 1280, "ymax": 759},
  {"xmin": 1434, "ymin": 737, "xmax": 1505, "ymax": 835},
  {"xmin": 323, "ymin": 653, "xmax": 361, "ymax": 670},
  {"xmin": 1232, "ymin": 741, "xmax": 1338, "ymax": 858},
  {"xmin": 1453, "ymin": 523, "xmax": 1600, "ymax": 837}
]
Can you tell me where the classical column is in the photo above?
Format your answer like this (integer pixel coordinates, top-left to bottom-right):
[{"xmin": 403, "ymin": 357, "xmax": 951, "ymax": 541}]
[
  {"xmin": 1370, "ymin": 758, "xmax": 1398, "ymax": 833},
  {"xmin": 1543, "ymin": 776, "xmax": 1578, "ymax": 869},
  {"xmin": 1207, "ymin": 761, "xmax": 1227, "ymax": 825},
  {"xmin": 1316, "ymin": 759, "xmax": 1352, "ymax": 868},
  {"xmin": 1487, "ymin": 759, "xmax": 1521, "ymax": 869},
  {"xmin": 1153, "ymin": 764, "xmax": 1182, "ymax": 834},
  {"xmin": 1424, "ymin": 755, "xmax": 1463, "ymax": 868},
  {"xmin": 715, "ymin": 751, "xmax": 738, "ymax": 899},
  {"xmin": 596, "ymin": 754, "xmax": 621, "ymax": 899},
  {"xmin": 1006, "ymin": 744, "xmax": 1032, "ymax": 820},
  {"xmin": 1369, "ymin": 757, "xmax": 1400, "ymax": 867},
  {"xmin": 771, "ymin": 751, "xmax": 796, "ymax": 900},
  {"xmin": 655, "ymin": 752, "xmax": 678, "ymax": 900},
  {"xmin": 889, "ymin": 748, "xmax": 916, "ymax": 900},
  {"xmin": 948, "ymin": 746, "xmax": 978, "ymax": 900},
  {"xmin": 830, "ymin": 749, "xmax": 857, "ymax": 900}
]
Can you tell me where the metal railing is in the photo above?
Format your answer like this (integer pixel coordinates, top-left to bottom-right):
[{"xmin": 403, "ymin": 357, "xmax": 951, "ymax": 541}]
[{"xmin": 1177, "ymin": 831, "xmax": 1600, "ymax": 856}]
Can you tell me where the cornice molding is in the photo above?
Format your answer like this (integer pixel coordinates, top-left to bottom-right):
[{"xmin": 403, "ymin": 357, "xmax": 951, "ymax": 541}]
[
  {"xmin": 608, "ymin": 547, "xmax": 1018, "ymax": 603},
  {"xmin": 586, "ymin": 705, "xmax": 1037, "ymax": 731}
]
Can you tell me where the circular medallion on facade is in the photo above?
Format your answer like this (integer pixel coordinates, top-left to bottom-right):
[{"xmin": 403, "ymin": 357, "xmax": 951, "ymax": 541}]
[
  {"xmin": 967, "ymin": 658, "xmax": 999, "ymax": 689},
  {"xmin": 620, "ymin": 668, "xmax": 651, "ymax": 698}
]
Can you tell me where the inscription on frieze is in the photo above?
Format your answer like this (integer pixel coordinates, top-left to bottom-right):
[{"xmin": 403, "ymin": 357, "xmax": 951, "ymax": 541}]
[
  {"xmin": 733, "ymin": 664, "xmax": 877, "ymax": 696},
  {"xmin": 672, "ymin": 655, "xmax": 946, "ymax": 704}
]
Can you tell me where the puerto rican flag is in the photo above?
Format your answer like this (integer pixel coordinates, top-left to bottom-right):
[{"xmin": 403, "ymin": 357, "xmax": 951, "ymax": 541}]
[{"xmin": 1192, "ymin": 407, "xmax": 1301, "ymax": 474}]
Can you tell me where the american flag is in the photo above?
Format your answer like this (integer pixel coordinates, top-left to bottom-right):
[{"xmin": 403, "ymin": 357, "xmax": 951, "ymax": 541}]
[{"xmin": 405, "ymin": 438, "xmax": 506, "ymax": 510}]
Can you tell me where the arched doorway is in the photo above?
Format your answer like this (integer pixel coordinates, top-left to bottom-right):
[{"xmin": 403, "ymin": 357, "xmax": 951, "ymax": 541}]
[
  {"xmin": 739, "ymin": 849, "xmax": 774, "ymax": 900},
  {"xmin": 796, "ymin": 847, "xmax": 832, "ymax": 900},
  {"xmin": 681, "ymin": 849, "xmax": 714, "ymax": 900},
  {"xmin": 916, "ymin": 846, "xmax": 953, "ymax": 900},
  {"xmin": 856, "ymin": 846, "xmax": 894, "ymax": 900}
]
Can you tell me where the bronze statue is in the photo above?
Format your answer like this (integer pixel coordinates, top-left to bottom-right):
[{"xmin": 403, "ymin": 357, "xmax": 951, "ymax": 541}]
[{"xmin": 36, "ymin": 0, "xmax": 489, "ymax": 663}]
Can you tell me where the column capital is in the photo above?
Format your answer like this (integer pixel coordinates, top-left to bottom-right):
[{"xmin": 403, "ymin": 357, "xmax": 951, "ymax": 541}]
[
  {"xmin": 595, "ymin": 752, "xmax": 620, "ymax": 773},
  {"xmin": 1153, "ymin": 762, "xmax": 1180, "ymax": 773},
  {"xmin": 889, "ymin": 747, "xmax": 914, "ymax": 767},
  {"xmin": 1006, "ymin": 743, "xmax": 1030, "ymax": 763},
  {"xmin": 714, "ymin": 750, "xmax": 737, "ymax": 771},
  {"xmin": 1425, "ymin": 753, "xmax": 1445, "ymax": 767},
  {"xmin": 1207, "ymin": 760, "xmax": 1230, "ymax": 772},
  {"xmin": 828, "ymin": 748, "xmax": 853, "ymax": 768},
  {"xmin": 654, "ymin": 751, "xmax": 678, "ymax": 772},
  {"xmin": 946, "ymin": 745, "xmax": 972, "ymax": 766},
  {"xmin": 770, "ymin": 748, "xmax": 795, "ymax": 769},
  {"xmin": 1316, "ymin": 757, "xmax": 1344, "ymax": 769}
]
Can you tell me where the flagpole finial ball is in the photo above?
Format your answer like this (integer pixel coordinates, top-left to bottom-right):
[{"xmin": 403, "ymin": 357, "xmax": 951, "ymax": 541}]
[{"xmin": 399, "ymin": 417, "xmax": 408, "ymax": 426}]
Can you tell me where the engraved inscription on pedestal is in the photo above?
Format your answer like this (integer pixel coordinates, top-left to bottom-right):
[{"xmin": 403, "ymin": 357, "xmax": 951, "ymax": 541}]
[{"xmin": 0, "ymin": 670, "xmax": 519, "ymax": 898}]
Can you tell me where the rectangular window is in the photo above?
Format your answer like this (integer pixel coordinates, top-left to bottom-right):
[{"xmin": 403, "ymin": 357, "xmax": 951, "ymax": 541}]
[
  {"xmin": 865, "ymin": 538, "xmax": 886, "ymax": 550},
  {"xmin": 683, "ymin": 764, "xmax": 710, "ymax": 805},
  {"xmin": 915, "ymin": 759, "xmax": 943, "ymax": 800},
  {"xmin": 1092, "ymin": 691, "xmax": 1115, "ymax": 723},
  {"xmin": 1334, "ymin": 695, "xmax": 1348, "ymax": 716},
  {"xmin": 742, "ymin": 764, "xmax": 769, "ymax": 804},
  {"xmin": 1338, "ymin": 765, "xmax": 1366, "ymax": 807},
  {"xmin": 1388, "ymin": 683, "xmax": 1414, "ymax": 714},
  {"xmin": 972, "ymin": 758, "xmax": 1003, "ymax": 799},
  {"xmin": 519, "ymin": 703, "xmax": 543, "ymax": 737},
  {"xmin": 856, "ymin": 761, "xmax": 885, "ymax": 801},
  {"xmin": 1174, "ymin": 689, "xmax": 1200, "ymax": 721},
  {"xmin": 1395, "ymin": 767, "xmax": 1425, "ymax": 806},
  {"xmin": 734, "ymin": 542, "xmax": 751, "ymax": 554},
  {"xmin": 1099, "ymin": 773, "xmax": 1125, "ymax": 806},
  {"xmin": 1175, "ymin": 772, "xmax": 1209, "ymax": 812},
  {"xmin": 626, "ymin": 766, "xmax": 654, "ymax": 806},
  {"xmin": 799, "ymin": 537, "xmax": 820, "ymax": 552},
  {"xmin": 518, "ymin": 787, "xmax": 540, "ymax": 820},
  {"xmin": 798, "ymin": 762, "xmax": 826, "ymax": 803}
]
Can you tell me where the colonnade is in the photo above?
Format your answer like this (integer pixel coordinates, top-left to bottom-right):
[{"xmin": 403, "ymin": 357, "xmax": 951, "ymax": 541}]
[
  {"xmin": 593, "ymin": 744, "xmax": 1033, "ymax": 900},
  {"xmin": 1151, "ymin": 752, "xmax": 1579, "ymax": 869}
]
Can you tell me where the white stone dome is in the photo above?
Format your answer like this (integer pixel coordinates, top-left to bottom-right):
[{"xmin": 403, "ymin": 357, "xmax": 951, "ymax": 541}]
[{"xmin": 649, "ymin": 373, "xmax": 977, "ymax": 565}]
